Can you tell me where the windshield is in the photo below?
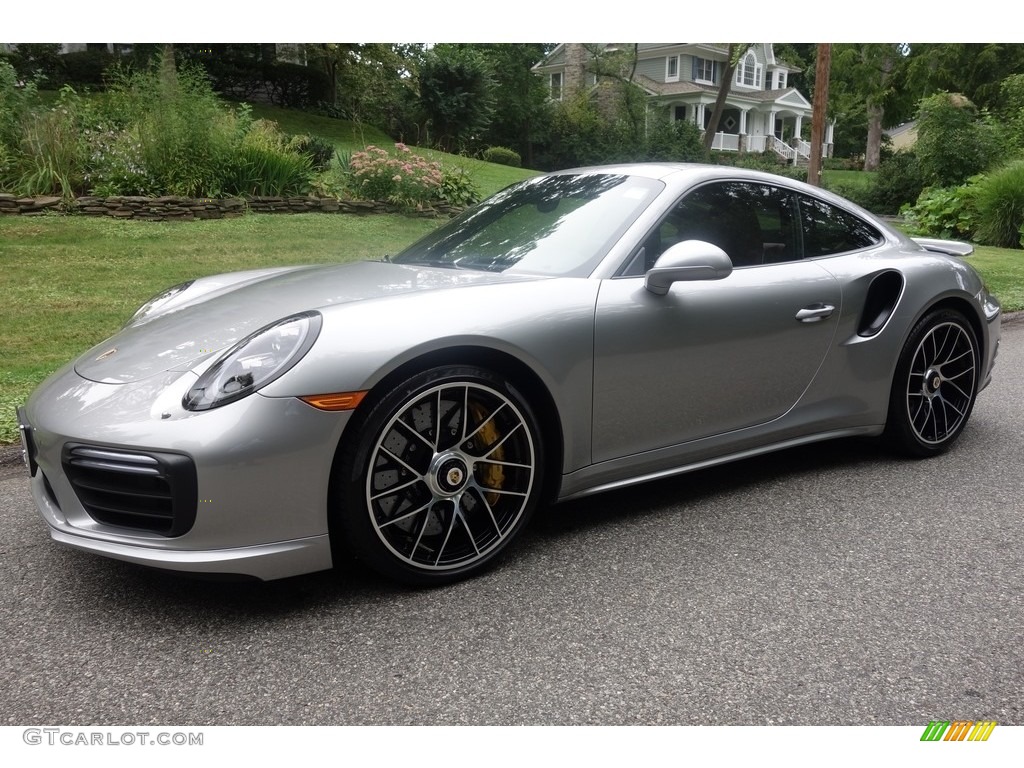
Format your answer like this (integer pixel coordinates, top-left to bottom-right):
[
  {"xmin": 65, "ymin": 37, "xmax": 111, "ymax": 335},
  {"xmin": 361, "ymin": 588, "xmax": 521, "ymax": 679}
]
[{"xmin": 394, "ymin": 173, "xmax": 664, "ymax": 277}]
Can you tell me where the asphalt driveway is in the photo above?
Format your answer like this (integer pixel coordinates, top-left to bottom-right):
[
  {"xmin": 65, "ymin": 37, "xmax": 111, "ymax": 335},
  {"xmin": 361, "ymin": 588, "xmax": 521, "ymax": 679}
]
[{"xmin": 1, "ymin": 318, "xmax": 1021, "ymax": 726}]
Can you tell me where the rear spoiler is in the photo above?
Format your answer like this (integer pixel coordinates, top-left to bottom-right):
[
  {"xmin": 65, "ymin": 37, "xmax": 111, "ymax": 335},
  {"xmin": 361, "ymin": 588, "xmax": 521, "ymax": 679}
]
[{"xmin": 912, "ymin": 237, "xmax": 974, "ymax": 257}]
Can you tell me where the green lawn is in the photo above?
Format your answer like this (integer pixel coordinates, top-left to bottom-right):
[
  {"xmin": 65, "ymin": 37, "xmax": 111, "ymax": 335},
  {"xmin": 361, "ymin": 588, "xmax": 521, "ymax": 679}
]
[
  {"xmin": 972, "ymin": 245, "xmax": 1024, "ymax": 312},
  {"xmin": 0, "ymin": 212, "xmax": 439, "ymax": 442},
  {"xmin": 248, "ymin": 102, "xmax": 537, "ymax": 197},
  {"xmin": 821, "ymin": 169, "xmax": 874, "ymax": 191},
  {"xmin": 2, "ymin": 205, "xmax": 1021, "ymax": 445}
]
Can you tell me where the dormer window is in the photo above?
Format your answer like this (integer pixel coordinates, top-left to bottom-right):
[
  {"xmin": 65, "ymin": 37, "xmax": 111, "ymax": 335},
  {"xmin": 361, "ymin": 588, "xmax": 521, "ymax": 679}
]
[
  {"xmin": 666, "ymin": 55, "xmax": 680, "ymax": 82},
  {"xmin": 775, "ymin": 70, "xmax": 787, "ymax": 89},
  {"xmin": 735, "ymin": 51, "xmax": 762, "ymax": 88}
]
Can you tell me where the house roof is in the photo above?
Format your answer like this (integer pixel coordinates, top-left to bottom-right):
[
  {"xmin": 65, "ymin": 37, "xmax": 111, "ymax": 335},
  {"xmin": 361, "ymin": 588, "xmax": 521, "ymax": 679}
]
[
  {"xmin": 637, "ymin": 75, "xmax": 811, "ymax": 111},
  {"xmin": 635, "ymin": 74, "xmax": 715, "ymax": 97}
]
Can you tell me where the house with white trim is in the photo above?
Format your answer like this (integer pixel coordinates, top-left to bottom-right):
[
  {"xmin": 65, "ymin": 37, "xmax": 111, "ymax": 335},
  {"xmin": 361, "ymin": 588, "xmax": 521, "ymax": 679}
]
[{"xmin": 533, "ymin": 44, "xmax": 833, "ymax": 162}]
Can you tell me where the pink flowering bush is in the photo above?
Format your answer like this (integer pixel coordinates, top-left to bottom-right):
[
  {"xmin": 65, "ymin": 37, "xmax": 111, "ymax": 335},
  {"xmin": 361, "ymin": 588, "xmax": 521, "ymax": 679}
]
[{"xmin": 347, "ymin": 143, "xmax": 444, "ymax": 208}]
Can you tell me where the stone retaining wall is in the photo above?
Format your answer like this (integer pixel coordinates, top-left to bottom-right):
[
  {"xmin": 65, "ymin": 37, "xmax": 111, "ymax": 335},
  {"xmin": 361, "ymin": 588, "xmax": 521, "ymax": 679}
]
[{"xmin": 0, "ymin": 194, "xmax": 460, "ymax": 221}]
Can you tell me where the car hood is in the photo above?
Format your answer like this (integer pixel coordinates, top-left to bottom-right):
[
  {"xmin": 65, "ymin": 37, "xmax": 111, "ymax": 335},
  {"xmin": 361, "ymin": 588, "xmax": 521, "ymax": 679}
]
[{"xmin": 74, "ymin": 261, "xmax": 542, "ymax": 384}]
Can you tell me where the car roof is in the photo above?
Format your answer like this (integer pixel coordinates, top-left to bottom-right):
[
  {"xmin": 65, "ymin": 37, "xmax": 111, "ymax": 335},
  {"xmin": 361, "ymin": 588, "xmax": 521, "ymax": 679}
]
[{"xmin": 551, "ymin": 162, "xmax": 903, "ymax": 237}]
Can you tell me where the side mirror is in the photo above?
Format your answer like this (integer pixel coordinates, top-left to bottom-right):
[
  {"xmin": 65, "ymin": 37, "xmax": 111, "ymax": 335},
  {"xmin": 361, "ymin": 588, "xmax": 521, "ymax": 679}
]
[{"xmin": 644, "ymin": 240, "xmax": 734, "ymax": 295}]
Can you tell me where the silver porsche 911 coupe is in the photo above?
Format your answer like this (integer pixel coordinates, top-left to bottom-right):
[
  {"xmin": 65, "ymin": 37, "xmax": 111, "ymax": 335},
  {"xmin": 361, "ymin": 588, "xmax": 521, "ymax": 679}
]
[{"xmin": 18, "ymin": 164, "xmax": 1001, "ymax": 585}]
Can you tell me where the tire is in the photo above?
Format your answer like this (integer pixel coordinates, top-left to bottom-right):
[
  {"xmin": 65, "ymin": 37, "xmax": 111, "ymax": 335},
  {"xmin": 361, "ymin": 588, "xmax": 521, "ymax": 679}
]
[
  {"xmin": 885, "ymin": 308, "xmax": 979, "ymax": 457},
  {"xmin": 333, "ymin": 365, "xmax": 544, "ymax": 586}
]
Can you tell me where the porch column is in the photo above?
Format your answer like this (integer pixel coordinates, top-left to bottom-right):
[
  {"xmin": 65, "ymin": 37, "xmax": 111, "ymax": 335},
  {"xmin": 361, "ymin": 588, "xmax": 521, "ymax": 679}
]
[
  {"xmin": 794, "ymin": 115, "xmax": 803, "ymax": 140},
  {"xmin": 739, "ymin": 109, "xmax": 748, "ymax": 135},
  {"xmin": 769, "ymin": 110, "xmax": 778, "ymax": 138},
  {"xmin": 826, "ymin": 119, "xmax": 834, "ymax": 145},
  {"xmin": 696, "ymin": 103, "xmax": 706, "ymax": 128}
]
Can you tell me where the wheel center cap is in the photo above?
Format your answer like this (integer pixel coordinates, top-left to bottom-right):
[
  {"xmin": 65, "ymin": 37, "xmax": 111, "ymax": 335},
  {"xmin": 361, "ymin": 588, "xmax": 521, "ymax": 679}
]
[
  {"xmin": 925, "ymin": 368, "xmax": 942, "ymax": 393},
  {"xmin": 434, "ymin": 456, "xmax": 469, "ymax": 494}
]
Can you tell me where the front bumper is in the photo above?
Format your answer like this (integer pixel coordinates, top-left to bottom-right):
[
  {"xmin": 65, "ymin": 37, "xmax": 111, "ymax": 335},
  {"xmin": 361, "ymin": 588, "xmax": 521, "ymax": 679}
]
[{"xmin": 22, "ymin": 365, "xmax": 351, "ymax": 581}]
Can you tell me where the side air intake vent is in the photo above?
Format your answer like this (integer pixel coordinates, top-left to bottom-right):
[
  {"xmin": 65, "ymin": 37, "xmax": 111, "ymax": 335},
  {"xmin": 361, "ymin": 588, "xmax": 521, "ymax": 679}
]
[{"xmin": 858, "ymin": 271, "xmax": 904, "ymax": 337}]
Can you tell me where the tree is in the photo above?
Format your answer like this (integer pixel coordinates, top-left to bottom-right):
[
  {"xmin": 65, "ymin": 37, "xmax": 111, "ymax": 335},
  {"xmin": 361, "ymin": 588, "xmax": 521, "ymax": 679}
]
[
  {"xmin": 905, "ymin": 43, "xmax": 1024, "ymax": 111},
  {"xmin": 454, "ymin": 44, "xmax": 553, "ymax": 166},
  {"xmin": 915, "ymin": 92, "xmax": 997, "ymax": 187},
  {"xmin": 830, "ymin": 44, "xmax": 913, "ymax": 169},
  {"xmin": 3, "ymin": 44, "xmax": 63, "ymax": 86},
  {"xmin": 703, "ymin": 44, "xmax": 747, "ymax": 152},
  {"xmin": 418, "ymin": 45, "xmax": 495, "ymax": 153},
  {"xmin": 807, "ymin": 44, "xmax": 832, "ymax": 187}
]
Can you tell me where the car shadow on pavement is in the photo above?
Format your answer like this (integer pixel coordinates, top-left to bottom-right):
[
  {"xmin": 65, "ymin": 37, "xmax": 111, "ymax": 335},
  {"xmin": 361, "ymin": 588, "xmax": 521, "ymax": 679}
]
[
  {"xmin": 527, "ymin": 435, "xmax": 887, "ymax": 539},
  {"xmin": 53, "ymin": 435, "xmax": 888, "ymax": 615}
]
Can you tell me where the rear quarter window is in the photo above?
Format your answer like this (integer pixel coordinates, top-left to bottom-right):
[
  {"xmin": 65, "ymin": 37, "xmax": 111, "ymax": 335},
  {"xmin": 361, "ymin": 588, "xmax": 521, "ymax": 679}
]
[{"xmin": 798, "ymin": 194, "xmax": 882, "ymax": 257}]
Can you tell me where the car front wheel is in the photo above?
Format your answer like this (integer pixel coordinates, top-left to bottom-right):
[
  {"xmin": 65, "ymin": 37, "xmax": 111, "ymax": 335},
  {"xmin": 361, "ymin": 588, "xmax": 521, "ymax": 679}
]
[
  {"xmin": 886, "ymin": 308, "xmax": 979, "ymax": 457},
  {"xmin": 334, "ymin": 365, "xmax": 543, "ymax": 586}
]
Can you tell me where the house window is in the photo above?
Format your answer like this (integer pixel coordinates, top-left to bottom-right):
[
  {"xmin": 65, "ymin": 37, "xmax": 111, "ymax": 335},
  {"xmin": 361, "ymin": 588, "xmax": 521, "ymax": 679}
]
[
  {"xmin": 736, "ymin": 52, "xmax": 758, "ymax": 87},
  {"xmin": 674, "ymin": 105, "xmax": 688, "ymax": 122},
  {"xmin": 693, "ymin": 57, "xmax": 715, "ymax": 84},
  {"xmin": 550, "ymin": 72, "xmax": 563, "ymax": 101},
  {"xmin": 776, "ymin": 71, "xmax": 787, "ymax": 89},
  {"xmin": 666, "ymin": 55, "xmax": 679, "ymax": 82}
]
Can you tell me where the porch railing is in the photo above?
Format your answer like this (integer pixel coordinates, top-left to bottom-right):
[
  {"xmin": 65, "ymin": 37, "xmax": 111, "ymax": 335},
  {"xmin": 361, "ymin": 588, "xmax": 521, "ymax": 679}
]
[
  {"xmin": 709, "ymin": 132, "xmax": 740, "ymax": 152},
  {"xmin": 769, "ymin": 136, "xmax": 796, "ymax": 162}
]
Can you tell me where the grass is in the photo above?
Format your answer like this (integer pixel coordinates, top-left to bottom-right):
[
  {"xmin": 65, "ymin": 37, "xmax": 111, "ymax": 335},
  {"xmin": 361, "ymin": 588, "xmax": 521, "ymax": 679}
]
[
  {"xmin": 0, "ymin": 212, "xmax": 439, "ymax": 443},
  {"xmin": 821, "ymin": 169, "xmax": 874, "ymax": 191},
  {"xmin": 971, "ymin": 245, "xmax": 1024, "ymax": 312},
  {"xmin": 247, "ymin": 102, "xmax": 537, "ymax": 198},
  {"xmin": 25, "ymin": 94, "xmax": 536, "ymax": 199},
  {"xmin": 3, "ymin": 210, "xmax": 1022, "ymax": 445}
]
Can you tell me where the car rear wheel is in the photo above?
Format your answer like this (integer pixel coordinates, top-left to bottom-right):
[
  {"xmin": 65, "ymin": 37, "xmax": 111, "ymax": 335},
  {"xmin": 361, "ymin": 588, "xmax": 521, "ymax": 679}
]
[
  {"xmin": 886, "ymin": 308, "xmax": 979, "ymax": 457},
  {"xmin": 333, "ymin": 365, "xmax": 543, "ymax": 586}
]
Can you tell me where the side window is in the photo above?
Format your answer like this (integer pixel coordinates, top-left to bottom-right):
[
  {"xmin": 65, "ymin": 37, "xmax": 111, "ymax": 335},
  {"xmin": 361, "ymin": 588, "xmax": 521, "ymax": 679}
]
[
  {"xmin": 637, "ymin": 182, "xmax": 798, "ymax": 271},
  {"xmin": 798, "ymin": 194, "xmax": 882, "ymax": 257}
]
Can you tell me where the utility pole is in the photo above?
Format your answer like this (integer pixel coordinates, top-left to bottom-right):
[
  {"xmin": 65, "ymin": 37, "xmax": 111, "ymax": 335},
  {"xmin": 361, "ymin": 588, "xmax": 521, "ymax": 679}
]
[{"xmin": 807, "ymin": 44, "xmax": 831, "ymax": 187}]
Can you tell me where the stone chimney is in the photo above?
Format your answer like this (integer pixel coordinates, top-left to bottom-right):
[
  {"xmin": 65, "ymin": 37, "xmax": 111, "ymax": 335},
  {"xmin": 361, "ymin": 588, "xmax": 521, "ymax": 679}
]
[{"xmin": 562, "ymin": 43, "xmax": 589, "ymax": 101}]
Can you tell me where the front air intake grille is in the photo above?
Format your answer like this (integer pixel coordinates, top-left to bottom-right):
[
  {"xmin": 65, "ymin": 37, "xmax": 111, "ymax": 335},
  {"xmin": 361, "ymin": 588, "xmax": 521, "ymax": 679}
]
[{"xmin": 62, "ymin": 444, "xmax": 197, "ymax": 536}]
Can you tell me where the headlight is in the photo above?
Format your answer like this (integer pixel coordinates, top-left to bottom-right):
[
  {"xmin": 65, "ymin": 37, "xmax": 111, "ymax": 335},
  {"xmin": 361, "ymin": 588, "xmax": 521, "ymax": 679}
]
[
  {"xmin": 183, "ymin": 312, "xmax": 322, "ymax": 411},
  {"xmin": 128, "ymin": 281, "xmax": 195, "ymax": 326}
]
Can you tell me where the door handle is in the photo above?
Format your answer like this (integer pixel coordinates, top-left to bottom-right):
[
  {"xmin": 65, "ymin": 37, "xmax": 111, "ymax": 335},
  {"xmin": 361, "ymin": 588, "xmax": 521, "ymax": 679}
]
[{"xmin": 796, "ymin": 303, "xmax": 835, "ymax": 322}]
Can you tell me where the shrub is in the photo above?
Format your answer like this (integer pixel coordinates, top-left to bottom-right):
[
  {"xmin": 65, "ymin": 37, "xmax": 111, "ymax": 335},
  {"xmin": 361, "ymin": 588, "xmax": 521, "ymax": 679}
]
[
  {"xmin": 0, "ymin": 60, "xmax": 37, "ymax": 151},
  {"xmin": 865, "ymin": 151, "xmax": 925, "ymax": 214},
  {"xmin": 223, "ymin": 119, "xmax": 313, "ymax": 197},
  {"xmin": 4, "ymin": 44, "xmax": 63, "ymax": 88},
  {"xmin": 84, "ymin": 124, "xmax": 157, "ymax": 196},
  {"xmin": 827, "ymin": 182, "xmax": 874, "ymax": 210},
  {"xmin": 348, "ymin": 143, "xmax": 443, "ymax": 208},
  {"xmin": 263, "ymin": 62, "xmax": 332, "ymax": 109},
  {"xmin": 287, "ymin": 134, "xmax": 336, "ymax": 172},
  {"xmin": 915, "ymin": 93, "xmax": 998, "ymax": 187},
  {"xmin": 901, "ymin": 184, "xmax": 979, "ymax": 240},
  {"xmin": 16, "ymin": 86, "xmax": 89, "ymax": 198},
  {"xmin": 59, "ymin": 49, "xmax": 117, "ymax": 89},
  {"xmin": 482, "ymin": 146, "xmax": 521, "ymax": 167},
  {"xmin": 973, "ymin": 161, "xmax": 1024, "ymax": 248},
  {"xmin": 437, "ymin": 167, "xmax": 481, "ymax": 207},
  {"xmin": 642, "ymin": 117, "xmax": 704, "ymax": 162},
  {"xmin": 998, "ymin": 73, "xmax": 1024, "ymax": 156},
  {"xmin": 112, "ymin": 57, "xmax": 238, "ymax": 197},
  {"xmin": 418, "ymin": 46, "xmax": 495, "ymax": 153}
]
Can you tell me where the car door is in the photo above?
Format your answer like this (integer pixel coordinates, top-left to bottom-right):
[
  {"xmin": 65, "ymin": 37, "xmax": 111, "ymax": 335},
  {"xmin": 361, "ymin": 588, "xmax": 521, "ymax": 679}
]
[{"xmin": 591, "ymin": 180, "xmax": 842, "ymax": 462}]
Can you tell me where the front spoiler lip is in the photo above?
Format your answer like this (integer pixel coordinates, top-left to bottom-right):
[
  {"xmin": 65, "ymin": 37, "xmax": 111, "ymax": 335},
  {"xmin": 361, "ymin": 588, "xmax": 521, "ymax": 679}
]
[{"xmin": 47, "ymin": 526, "xmax": 333, "ymax": 582}]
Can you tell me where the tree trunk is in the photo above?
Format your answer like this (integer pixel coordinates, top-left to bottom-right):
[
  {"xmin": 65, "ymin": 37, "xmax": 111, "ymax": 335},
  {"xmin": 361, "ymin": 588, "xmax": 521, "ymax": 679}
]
[
  {"xmin": 703, "ymin": 44, "xmax": 739, "ymax": 152},
  {"xmin": 864, "ymin": 102, "xmax": 884, "ymax": 171},
  {"xmin": 807, "ymin": 44, "xmax": 832, "ymax": 186}
]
